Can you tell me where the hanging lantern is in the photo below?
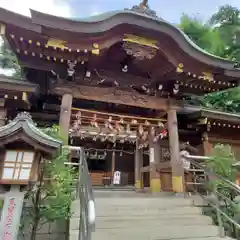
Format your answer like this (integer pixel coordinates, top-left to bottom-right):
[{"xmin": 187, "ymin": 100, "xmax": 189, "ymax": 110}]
[
  {"xmin": 143, "ymin": 131, "xmax": 148, "ymax": 140},
  {"xmin": 145, "ymin": 120, "xmax": 150, "ymax": 126},
  {"xmin": 126, "ymin": 124, "xmax": 131, "ymax": 133},
  {"xmin": 91, "ymin": 114, "xmax": 98, "ymax": 128},
  {"xmin": 108, "ymin": 116, "xmax": 112, "ymax": 122},
  {"xmin": 153, "ymin": 135, "xmax": 159, "ymax": 143},
  {"xmin": 73, "ymin": 121, "xmax": 79, "ymax": 130},
  {"xmin": 120, "ymin": 118, "xmax": 124, "ymax": 124},
  {"xmin": 138, "ymin": 124, "xmax": 144, "ymax": 136},
  {"xmin": 150, "ymin": 127, "xmax": 155, "ymax": 137},
  {"xmin": 131, "ymin": 119, "xmax": 138, "ymax": 124}
]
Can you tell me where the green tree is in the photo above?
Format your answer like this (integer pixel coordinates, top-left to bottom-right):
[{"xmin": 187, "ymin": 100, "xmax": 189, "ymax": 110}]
[
  {"xmin": 0, "ymin": 39, "xmax": 22, "ymax": 77},
  {"xmin": 179, "ymin": 10, "xmax": 240, "ymax": 113},
  {"xmin": 20, "ymin": 128, "xmax": 75, "ymax": 240},
  {"xmin": 202, "ymin": 87, "xmax": 240, "ymax": 113},
  {"xmin": 206, "ymin": 144, "xmax": 237, "ymax": 182},
  {"xmin": 204, "ymin": 144, "xmax": 238, "ymax": 238},
  {"xmin": 209, "ymin": 5, "xmax": 240, "ymax": 61},
  {"xmin": 179, "ymin": 14, "xmax": 225, "ymax": 56}
]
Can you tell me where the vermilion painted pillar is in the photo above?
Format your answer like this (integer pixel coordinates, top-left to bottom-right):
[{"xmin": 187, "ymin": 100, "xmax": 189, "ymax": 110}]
[
  {"xmin": 59, "ymin": 94, "xmax": 73, "ymax": 144},
  {"xmin": 167, "ymin": 109, "xmax": 184, "ymax": 193}
]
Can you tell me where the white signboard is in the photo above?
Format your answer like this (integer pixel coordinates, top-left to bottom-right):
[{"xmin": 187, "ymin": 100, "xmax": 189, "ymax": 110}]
[
  {"xmin": 113, "ymin": 171, "xmax": 121, "ymax": 185},
  {"xmin": 0, "ymin": 192, "xmax": 25, "ymax": 240},
  {"xmin": 149, "ymin": 148, "xmax": 155, "ymax": 163}
]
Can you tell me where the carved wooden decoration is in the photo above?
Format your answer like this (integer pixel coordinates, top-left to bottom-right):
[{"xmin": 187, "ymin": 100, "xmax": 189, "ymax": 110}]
[
  {"xmin": 122, "ymin": 34, "xmax": 159, "ymax": 60},
  {"xmin": 122, "ymin": 41, "xmax": 157, "ymax": 60},
  {"xmin": 53, "ymin": 85, "xmax": 171, "ymax": 110}
]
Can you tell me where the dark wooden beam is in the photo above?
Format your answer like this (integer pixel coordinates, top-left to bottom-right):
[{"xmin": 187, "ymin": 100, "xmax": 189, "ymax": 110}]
[
  {"xmin": 52, "ymin": 84, "xmax": 179, "ymax": 110},
  {"xmin": 19, "ymin": 57, "xmax": 62, "ymax": 72},
  {"xmin": 43, "ymin": 103, "xmax": 60, "ymax": 112},
  {"xmin": 202, "ymin": 111, "xmax": 240, "ymax": 124}
]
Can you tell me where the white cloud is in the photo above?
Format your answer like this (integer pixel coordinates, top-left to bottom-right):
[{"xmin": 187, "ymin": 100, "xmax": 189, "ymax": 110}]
[
  {"xmin": 0, "ymin": 0, "xmax": 72, "ymax": 17},
  {"xmin": 90, "ymin": 11, "xmax": 102, "ymax": 16}
]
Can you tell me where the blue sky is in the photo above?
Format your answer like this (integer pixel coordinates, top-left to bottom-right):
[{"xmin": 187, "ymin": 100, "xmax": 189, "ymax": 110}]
[
  {"xmin": 67, "ymin": 0, "xmax": 240, "ymax": 23},
  {"xmin": 1, "ymin": 0, "xmax": 240, "ymax": 23}
]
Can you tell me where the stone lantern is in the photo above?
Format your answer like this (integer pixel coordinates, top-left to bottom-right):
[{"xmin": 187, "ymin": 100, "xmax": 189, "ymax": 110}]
[{"xmin": 0, "ymin": 112, "xmax": 62, "ymax": 240}]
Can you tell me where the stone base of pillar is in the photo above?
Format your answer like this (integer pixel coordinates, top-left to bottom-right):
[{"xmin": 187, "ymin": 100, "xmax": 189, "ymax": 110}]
[
  {"xmin": 135, "ymin": 180, "xmax": 144, "ymax": 190},
  {"xmin": 172, "ymin": 176, "xmax": 184, "ymax": 193},
  {"xmin": 150, "ymin": 178, "xmax": 161, "ymax": 193}
]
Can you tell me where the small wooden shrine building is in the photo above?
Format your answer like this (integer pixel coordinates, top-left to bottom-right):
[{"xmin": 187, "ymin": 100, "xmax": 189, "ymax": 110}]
[{"xmin": 0, "ymin": 0, "xmax": 239, "ymax": 193}]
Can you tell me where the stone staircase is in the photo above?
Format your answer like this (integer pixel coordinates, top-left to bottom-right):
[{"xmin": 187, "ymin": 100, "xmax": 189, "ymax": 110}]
[{"xmin": 70, "ymin": 191, "xmax": 233, "ymax": 240}]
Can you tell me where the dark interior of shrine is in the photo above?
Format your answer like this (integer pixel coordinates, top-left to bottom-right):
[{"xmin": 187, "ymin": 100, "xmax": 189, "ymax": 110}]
[{"xmin": 71, "ymin": 138, "xmax": 149, "ymax": 186}]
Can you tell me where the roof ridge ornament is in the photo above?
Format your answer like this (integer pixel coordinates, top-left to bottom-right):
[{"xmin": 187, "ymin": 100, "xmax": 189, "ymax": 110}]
[
  {"xmin": 130, "ymin": 0, "xmax": 158, "ymax": 18},
  {"xmin": 14, "ymin": 111, "xmax": 34, "ymax": 123}
]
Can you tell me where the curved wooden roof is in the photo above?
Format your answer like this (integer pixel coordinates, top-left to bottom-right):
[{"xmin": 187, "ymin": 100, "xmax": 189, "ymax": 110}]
[
  {"xmin": 31, "ymin": 10, "xmax": 236, "ymax": 70},
  {"xmin": 0, "ymin": 112, "xmax": 62, "ymax": 154},
  {"xmin": 0, "ymin": 6, "xmax": 239, "ymax": 73}
]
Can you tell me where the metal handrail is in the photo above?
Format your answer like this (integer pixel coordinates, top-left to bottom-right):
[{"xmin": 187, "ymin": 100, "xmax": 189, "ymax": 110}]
[
  {"xmin": 184, "ymin": 154, "xmax": 240, "ymax": 195},
  {"xmin": 182, "ymin": 153, "xmax": 240, "ymax": 238},
  {"xmin": 63, "ymin": 146, "xmax": 95, "ymax": 240}
]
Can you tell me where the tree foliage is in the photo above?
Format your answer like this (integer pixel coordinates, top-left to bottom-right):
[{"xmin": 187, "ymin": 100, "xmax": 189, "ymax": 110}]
[
  {"xmin": 204, "ymin": 144, "xmax": 239, "ymax": 238},
  {"xmin": 0, "ymin": 38, "xmax": 22, "ymax": 77},
  {"xmin": 179, "ymin": 14, "xmax": 225, "ymax": 56},
  {"xmin": 209, "ymin": 5, "xmax": 240, "ymax": 61},
  {"xmin": 179, "ymin": 6, "xmax": 240, "ymax": 113},
  {"xmin": 20, "ymin": 127, "xmax": 75, "ymax": 240},
  {"xmin": 202, "ymin": 88, "xmax": 240, "ymax": 113},
  {"xmin": 206, "ymin": 144, "xmax": 237, "ymax": 181}
]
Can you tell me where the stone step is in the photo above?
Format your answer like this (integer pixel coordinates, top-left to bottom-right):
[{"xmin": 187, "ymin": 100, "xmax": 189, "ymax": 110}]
[
  {"xmin": 71, "ymin": 197, "xmax": 194, "ymax": 210},
  {"xmin": 95, "ymin": 206, "xmax": 202, "ymax": 217},
  {"xmin": 70, "ymin": 233, "xmax": 232, "ymax": 240},
  {"xmin": 94, "ymin": 190, "xmax": 174, "ymax": 197},
  {"xmin": 72, "ymin": 204, "xmax": 202, "ymax": 218},
  {"xmin": 95, "ymin": 197, "xmax": 193, "ymax": 205},
  {"xmin": 95, "ymin": 204, "xmax": 196, "ymax": 211},
  {"xmin": 95, "ymin": 213, "xmax": 210, "ymax": 221},
  {"xmin": 70, "ymin": 215, "xmax": 213, "ymax": 230},
  {"xmin": 96, "ymin": 216, "xmax": 213, "ymax": 229},
  {"xmin": 91, "ymin": 225, "xmax": 219, "ymax": 240}
]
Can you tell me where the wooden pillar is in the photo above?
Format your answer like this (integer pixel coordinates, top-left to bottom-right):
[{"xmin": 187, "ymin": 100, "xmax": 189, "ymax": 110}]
[
  {"xmin": 149, "ymin": 138, "xmax": 161, "ymax": 193},
  {"xmin": 167, "ymin": 109, "xmax": 184, "ymax": 193},
  {"xmin": 202, "ymin": 132, "xmax": 214, "ymax": 186},
  {"xmin": 202, "ymin": 132, "xmax": 213, "ymax": 156},
  {"xmin": 135, "ymin": 140, "xmax": 143, "ymax": 191},
  {"xmin": 59, "ymin": 94, "xmax": 73, "ymax": 144}
]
